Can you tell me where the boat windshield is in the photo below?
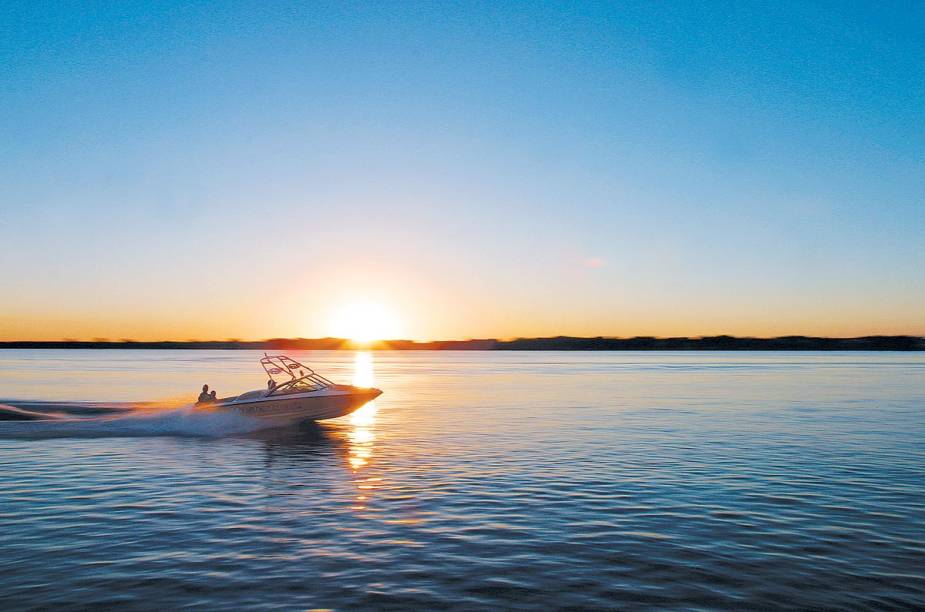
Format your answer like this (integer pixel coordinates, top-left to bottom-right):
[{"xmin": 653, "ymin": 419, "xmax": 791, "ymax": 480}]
[{"xmin": 261, "ymin": 355, "xmax": 335, "ymax": 396}]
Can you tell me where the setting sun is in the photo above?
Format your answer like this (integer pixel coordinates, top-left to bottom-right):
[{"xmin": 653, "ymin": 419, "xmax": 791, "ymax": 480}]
[{"xmin": 328, "ymin": 301, "xmax": 402, "ymax": 344}]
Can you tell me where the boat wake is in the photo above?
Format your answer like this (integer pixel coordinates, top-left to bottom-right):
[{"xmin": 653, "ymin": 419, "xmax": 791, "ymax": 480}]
[{"xmin": 0, "ymin": 399, "xmax": 267, "ymax": 439}]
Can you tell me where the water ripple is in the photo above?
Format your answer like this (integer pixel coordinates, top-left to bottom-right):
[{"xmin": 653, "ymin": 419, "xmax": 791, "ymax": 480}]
[{"xmin": 0, "ymin": 350, "xmax": 923, "ymax": 609}]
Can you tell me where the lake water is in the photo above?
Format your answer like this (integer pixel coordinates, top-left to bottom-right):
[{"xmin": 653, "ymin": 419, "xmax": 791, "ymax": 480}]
[{"xmin": 1, "ymin": 350, "xmax": 923, "ymax": 609}]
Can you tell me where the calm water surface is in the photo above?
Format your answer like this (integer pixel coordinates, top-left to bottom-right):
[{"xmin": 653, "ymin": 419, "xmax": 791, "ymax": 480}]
[{"xmin": 1, "ymin": 350, "xmax": 923, "ymax": 610}]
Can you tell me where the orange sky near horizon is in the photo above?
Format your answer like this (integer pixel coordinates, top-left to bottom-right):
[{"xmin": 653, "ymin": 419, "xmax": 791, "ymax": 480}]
[
  {"xmin": 2, "ymin": 290, "xmax": 922, "ymax": 342},
  {"xmin": 3, "ymin": 252, "xmax": 923, "ymax": 342}
]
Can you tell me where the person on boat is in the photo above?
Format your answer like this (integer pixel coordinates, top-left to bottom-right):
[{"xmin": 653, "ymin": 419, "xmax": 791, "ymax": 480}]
[
  {"xmin": 267, "ymin": 379, "xmax": 277, "ymax": 391},
  {"xmin": 209, "ymin": 390, "xmax": 217, "ymax": 402},
  {"xmin": 197, "ymin": 384, "xmax": 211, "ymax": 404}
]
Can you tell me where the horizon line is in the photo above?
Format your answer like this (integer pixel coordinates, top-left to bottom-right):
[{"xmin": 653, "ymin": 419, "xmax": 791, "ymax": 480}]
[{"xmin": 0, "ymin": 335, "xmax": 922, "ymax": 351}]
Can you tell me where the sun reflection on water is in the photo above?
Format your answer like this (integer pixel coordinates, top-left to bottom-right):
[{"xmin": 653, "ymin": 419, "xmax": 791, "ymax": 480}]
[
  {"xmin": 350, "ymin": 351, "xmax": 378, "ymax": 428},
  {"xmin": 347, "ymin": 351, "xmax": 377, "ymax": 487}
]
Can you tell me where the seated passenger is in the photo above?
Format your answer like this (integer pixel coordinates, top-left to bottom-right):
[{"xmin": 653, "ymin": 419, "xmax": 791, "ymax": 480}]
[
  {"xmin": 197, "ymin": 384, "xmax": 211, "ymax": 404},
  {"xmin": 267, "ymin": 379, "xmax": 277, "ymax": 391},
  {"xmin": 209, "ymin": 390, "xmax": 217, "ymax": 402}
]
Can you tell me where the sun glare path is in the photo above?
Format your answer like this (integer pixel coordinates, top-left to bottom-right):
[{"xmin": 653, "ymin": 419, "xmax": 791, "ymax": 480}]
[
  {"xmin": 348, "ymin": 351, "xmax": 377, "ymax": 477},
  {"xmin": 350, "ymin": 351, "xmax": 377, "ymax": 427}
]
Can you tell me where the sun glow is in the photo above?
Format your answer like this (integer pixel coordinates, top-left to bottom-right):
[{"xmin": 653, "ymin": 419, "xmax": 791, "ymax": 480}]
[{"xmin": 328, "ymin": 301, "xmax": 402, "ymax": 344}]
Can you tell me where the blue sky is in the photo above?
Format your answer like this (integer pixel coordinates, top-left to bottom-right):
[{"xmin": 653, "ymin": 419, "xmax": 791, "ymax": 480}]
[{"xmin": 2, "ymin": 1, "xmax": 923, "ymax": 340}]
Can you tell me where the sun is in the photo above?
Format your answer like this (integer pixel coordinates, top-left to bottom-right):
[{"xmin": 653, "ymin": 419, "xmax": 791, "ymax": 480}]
[{"xmin": 328, "ymin": 301, "xmax": 402, "ymax": 344}]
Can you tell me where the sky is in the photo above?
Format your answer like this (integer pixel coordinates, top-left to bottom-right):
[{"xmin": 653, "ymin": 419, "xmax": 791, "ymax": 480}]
[{"xmin": 2, "ymin": 1, "xmax": 923, "ymax": 341}]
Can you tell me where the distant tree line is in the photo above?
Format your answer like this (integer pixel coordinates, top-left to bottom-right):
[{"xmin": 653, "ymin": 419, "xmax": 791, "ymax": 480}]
[{"xmin": 0, "ymin": 335, "xmax": 922, "ymax": 350}]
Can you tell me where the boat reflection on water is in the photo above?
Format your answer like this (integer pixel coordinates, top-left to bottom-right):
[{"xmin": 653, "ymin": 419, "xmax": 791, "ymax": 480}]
[{"xmin": 252, "ymin": 421, "xmax": 347, "ymax": 468}]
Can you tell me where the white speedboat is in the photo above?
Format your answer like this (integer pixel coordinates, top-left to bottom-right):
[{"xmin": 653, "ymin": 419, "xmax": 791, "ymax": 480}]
[{"xmin": 198, "ymin": 355, "xmax": 381, "ymax": 426}]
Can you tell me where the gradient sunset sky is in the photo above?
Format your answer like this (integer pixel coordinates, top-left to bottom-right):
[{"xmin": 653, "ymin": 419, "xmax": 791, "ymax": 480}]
[{"xmin": 2, "ymin": 2, "xmax": 923, "ymax": 341}]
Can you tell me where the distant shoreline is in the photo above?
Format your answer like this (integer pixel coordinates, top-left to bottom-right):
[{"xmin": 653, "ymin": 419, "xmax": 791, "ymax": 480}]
[{"xmin": 1, "ymin": 336, "xmax": 922, "ymax": 351}]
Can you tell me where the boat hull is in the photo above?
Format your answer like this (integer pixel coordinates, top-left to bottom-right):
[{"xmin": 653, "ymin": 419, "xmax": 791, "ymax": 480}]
[{"xmin": 207, "ymin": 387, "xmax": 381, "ymax": 426}]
